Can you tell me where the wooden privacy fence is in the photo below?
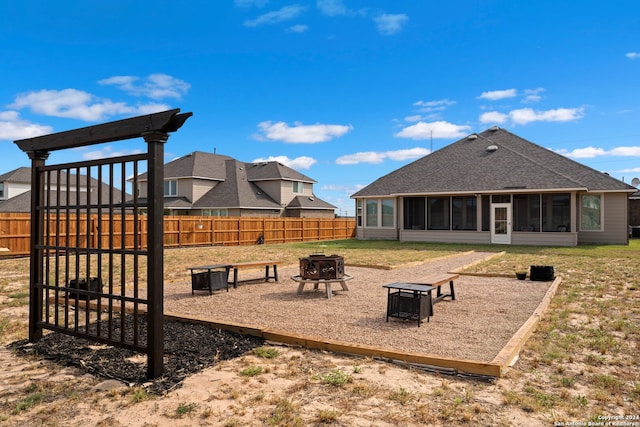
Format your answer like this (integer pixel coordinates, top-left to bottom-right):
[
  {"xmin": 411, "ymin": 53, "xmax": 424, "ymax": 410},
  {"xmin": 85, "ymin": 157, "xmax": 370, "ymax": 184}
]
[{"xmin": 0, "ymin": 213, "xmax": 356, "ymax": 255}]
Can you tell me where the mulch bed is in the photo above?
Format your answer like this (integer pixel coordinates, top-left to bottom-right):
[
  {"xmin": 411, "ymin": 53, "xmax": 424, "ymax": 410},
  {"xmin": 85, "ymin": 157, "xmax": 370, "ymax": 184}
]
[{"xmin": 10, "ymin": 316, "xmax": 264, "ymax": 395}]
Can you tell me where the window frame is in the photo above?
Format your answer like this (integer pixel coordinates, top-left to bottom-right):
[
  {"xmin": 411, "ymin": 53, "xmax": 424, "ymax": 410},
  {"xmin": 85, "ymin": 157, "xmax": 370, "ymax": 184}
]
[
  {"xmin": 163, "ymin": 180, "xmax": 177, "ymax": 197},
  {"xmin": 362, "ymin": 198, "xmax": 395, "ymax": 228},
  {"xmin": 580, "ymin": 193, "xmax": 603, "ymax": 232},
  {"xmin": 292, "ymin": 181, "xmax": 304, "ymax": 194}
]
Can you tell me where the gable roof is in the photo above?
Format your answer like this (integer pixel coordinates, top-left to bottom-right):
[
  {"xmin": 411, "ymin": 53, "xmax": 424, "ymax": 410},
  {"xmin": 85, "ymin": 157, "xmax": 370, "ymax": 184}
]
[
  {"xmin": 287, "ymin": 195, "xmax": 336, "ymax": 210},
  {"xmin": 0, "ymin": 167, "xmax": 31, "ymax": 183},
  {"xmin": 193, "ymin": 159, "xmax": 282, "ymax": 209},
  {"xmin": 352, "ymin": 127, "xmax": 637, "ymax": 198}
]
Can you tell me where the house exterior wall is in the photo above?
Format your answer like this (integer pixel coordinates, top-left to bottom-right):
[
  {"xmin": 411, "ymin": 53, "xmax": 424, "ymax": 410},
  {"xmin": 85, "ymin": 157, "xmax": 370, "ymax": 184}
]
[
  {"xmin": 355, "ymin": 191, "xmax": 631, "ymax": 246},
  {"xmin": 192, "ymin": 178, "xmax": 216, "ymax": 202},
  {"xmin": 629, "ymin": 198, "xmax": 640, "ymax": 226},
  {"xmin": 578, "ymin": 192, "xmax": 629, "ymax": 245},
  {"xmin": 285, "ymin": 208, "xmax": 334, "ymax": 218},
  {"xmin": 255, "ymin": 180, "xmax": 283, "ymax": 205},
  {"xmin": 4, "ymin": 182, "xmax": 31, "ymax": 200}
]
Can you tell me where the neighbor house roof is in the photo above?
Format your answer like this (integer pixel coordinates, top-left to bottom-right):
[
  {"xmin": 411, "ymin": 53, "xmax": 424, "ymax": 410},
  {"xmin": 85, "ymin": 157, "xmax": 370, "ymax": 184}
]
[
  {"xmin": 0, "ymin": 166, "xmax": 31, "ymax": 183},
  {"xmin": 192, "ymin": 159, "xmax": 282, "ymax": 210},
  {"xmin": 352, "ymin": 127, "xmax": 637, "ymax": 198},
  {"xmin": 286, "ymin": 195, "xmax": 336, "ymax": 210},
  {"xmin": 0, "ymin": 187, "xmax": 127, "ymax": 212}
]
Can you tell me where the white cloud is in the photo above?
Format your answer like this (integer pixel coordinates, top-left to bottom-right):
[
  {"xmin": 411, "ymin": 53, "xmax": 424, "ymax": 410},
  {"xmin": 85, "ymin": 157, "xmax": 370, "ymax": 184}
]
[
  {"xmin": 509, "ymin": 107, "xmax": 584, "ymax": 125},
  {"xmin": 404, "ymin": 115, "xmax": 423, "ymax": 122},
  {"xmin": 252, "ymin": 155, "xmax": 316, "ymax": 170},
  {"xmin": 244, "ymin": 5, "xmax": 306, "ymax": 27},
  {"xmin": 609, "ymin": 146, "xmax": 640, "ymax": 156},
  {"xmin": 394, "ymin": 121, "xmax": 471, "ymax": 140},
  {"xmin": 99, "ymin": 73, "xmax": 190, "ymax": 99},
  {"xmin": 412, "ymin": 99, "xmax": 456, "ymax": 112},
  {"xmin": 373, "ymin": 13, "xmax": 408, "ymax": 35},
  {"xmin": 523, "ymin": 87, "xmax": 545, "ymax": 103},
  {"xmin": 385, "ymin": 147, "xmax": 430, "ymax": 161},
  {"xmin": 625, "ymin": 52, "xmax": 640, "ymax": 59},
  {"xmin": 620, "ymin": 167, "xmax": 640, "ymax": 173},
  {"xmin": 317, "ymin": 0, "xmax": 347, "ymax": 16},
  {"xmin": 0, "ymin": 110, "xmax": 53, "ymax": 141},
  {"xmin": 478, "ymin": 89, "xmax": 517, "ymax": 101},
  {"xmin": 336, "ymin": 147, "xmax": 428, "ymax": 165},
  {"xmin": 288, "ymin": 24, "xmax": 309, "ymax": 33},
  {"xmin": 255, "ymin": 121, "xmax": 352, "ymax": 143},
  {"xmin": 82, "ymin": 146, "xmax": 144, "ymax": 160},
  {"xmin": 479, "ymin": 111, "xmax": 509, "ymax": 124},
  {"xmin": 10, "ymin": 88, "xmax": 170, "ymax": 122},
  {"xmin": 336, "ymin": 151, "xmax": 386, "ymax": 165},
  {"xmin": 556, "ymin": 145, "xmax": 640, "ymax": 159},
  {"xmin": 321, "ymin": 184, "xmax": 364, "ymax": 193}
]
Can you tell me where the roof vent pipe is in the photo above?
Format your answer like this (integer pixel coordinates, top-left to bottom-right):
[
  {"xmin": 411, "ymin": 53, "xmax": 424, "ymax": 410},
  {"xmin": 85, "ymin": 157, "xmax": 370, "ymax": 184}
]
[
  {"xmin": 467, "ymin": 134, "xmax": 478, "ymax": 140},
  {"xmin": 490, "ymin": 126, "xmax": 499, "ymax": 131},
  {"xmin": 486, "ymin": 145, "xmax": 498, "ymax": 152}
]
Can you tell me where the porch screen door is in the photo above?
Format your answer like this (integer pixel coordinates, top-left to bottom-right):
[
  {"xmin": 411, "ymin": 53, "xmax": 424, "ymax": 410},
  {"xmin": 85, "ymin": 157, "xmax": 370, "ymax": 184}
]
[{"xmin": 491, "ymin": 203, "xmax": 511, "ymax": 244}]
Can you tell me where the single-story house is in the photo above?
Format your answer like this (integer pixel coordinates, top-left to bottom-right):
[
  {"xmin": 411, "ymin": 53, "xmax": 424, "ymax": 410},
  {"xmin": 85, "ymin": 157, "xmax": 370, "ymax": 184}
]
[
  {"xmin": 351, "ymin": 127, "xmax": 637, "ymax": 246},
  {"xmin": 133, "ymin": 151, "xmax": 336, "ymax": 218}
]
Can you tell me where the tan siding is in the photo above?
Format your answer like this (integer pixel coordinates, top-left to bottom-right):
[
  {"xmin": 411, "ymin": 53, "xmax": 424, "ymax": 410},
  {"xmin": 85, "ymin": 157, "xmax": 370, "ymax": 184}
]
[
  {"xmin": 256, "ymin": 181, "xmax": 282, "ymax": 204},
  {"xmin": 192, "ymin": 179, "xmax": 216, "ymax": 202},
  {"xmin": 400, "ymin": 230, "xmax": 490, "ymax": 244},
  {"xmin": 578, "ymin": 192, "xmax": 629, "ymax": 244},
  {"xmin": 356, "ymin": 227, "xmax": 398, "ymax": 240}
]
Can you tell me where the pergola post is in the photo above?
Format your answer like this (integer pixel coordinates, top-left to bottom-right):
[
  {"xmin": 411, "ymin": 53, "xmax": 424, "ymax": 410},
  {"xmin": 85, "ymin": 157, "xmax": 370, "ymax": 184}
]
[
  {"xmin": 27, "ymin": 150, "xmax": 49, "ymax": 342},
  {"xmin": 143, "ymin": 130, "xmax": 169, "ymax": 378}
]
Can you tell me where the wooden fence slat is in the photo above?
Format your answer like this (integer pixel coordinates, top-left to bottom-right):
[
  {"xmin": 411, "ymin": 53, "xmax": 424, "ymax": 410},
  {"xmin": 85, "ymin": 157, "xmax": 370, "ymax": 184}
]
[{"xmin": 0, "ymin": 213, "xmax": 355, "ymax": 255}]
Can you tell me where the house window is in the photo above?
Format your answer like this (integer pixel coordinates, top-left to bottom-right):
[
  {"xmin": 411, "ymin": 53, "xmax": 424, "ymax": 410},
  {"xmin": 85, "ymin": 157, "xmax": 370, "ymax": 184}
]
[
  {"xmin": 403, "ymin": 197, "xmax": 425, "ymax": 230},
  {"xmin": 356, "ymin": 199, "xmax": 363, "ymax": 227},
  {"xmin": 163, "ymin": 180, "xmax": 177, "ymax": 196},
  {"xmin": 451, "ymin": 196, "xmax": 477, "ymax": 230},
  {"xmin": 363, "ymin": 199, "xmax": 395, "ymax": 228},
  {"xmin": 513, "ymin": 194, "xmax": 541, "ymax": 231},
  {"xmin": 381, "ymin": 199, "xmax": 395, "ymax": 227},
  {"xmin": 542, "ymin": 193, "xmax": 570, "ymax": 232},
  {"xmin": 202, "ymin": 208, "xmax": 228, "ymax": 217},
  {"xmin": 292, "ymin": 181, "xmax": 304, "ymax": 194},
  {"xmin": 427, "ymin": 197, "xmax": 449, "ymax": 230},
  {"xmin": 365, "ymin": 200, "xmax": 378, "ymax": 227},
  {"xmin": 0, "ymin": 183, "xmax": 4, "ymax": 199},
  {"xmin": 581, "ymin": 194, "xmax": 602, "ymax": 231}
]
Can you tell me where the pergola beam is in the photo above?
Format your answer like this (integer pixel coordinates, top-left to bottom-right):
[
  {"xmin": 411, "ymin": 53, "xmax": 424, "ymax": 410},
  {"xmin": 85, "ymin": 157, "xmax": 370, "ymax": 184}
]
[{"xmin": 15, "ymin": 109, "xmax": 192, "ymax": 153}]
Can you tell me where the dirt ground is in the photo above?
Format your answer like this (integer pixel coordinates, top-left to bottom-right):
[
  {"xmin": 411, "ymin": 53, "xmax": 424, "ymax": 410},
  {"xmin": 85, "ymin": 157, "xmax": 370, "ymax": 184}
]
[{"xmin": 0, "ymin": 252, "xmax": 602, "ymax": 426}]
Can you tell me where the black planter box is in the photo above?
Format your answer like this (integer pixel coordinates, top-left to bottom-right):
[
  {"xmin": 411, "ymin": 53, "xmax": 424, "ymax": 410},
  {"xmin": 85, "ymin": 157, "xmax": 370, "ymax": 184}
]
[
  {"xmin": 530, "ymin": 265, "xmax": 555, "ymax": 281},
  {"xmin": 192, "ymin": 270, "xmax": 228, "ymax": 293},
  {"xmin": 68, "ymin": 277, "xmax": 103, "ymax": 300}
]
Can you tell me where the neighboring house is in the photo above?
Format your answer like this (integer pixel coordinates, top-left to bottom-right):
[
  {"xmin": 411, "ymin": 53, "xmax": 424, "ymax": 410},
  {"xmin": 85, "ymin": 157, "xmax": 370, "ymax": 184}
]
[
  {"xmin": 133, "ymin": 152, "xmax": 336, "ymax": 218},
  {"xmin": 0, "ymin": 167, "xmax": 125, "ymax": 212},
  {"xmin": 351, "ymin": 127, "xmax": 637, "ymax": 246},
  {"xmin": 0, "ymin": 167, "xmax": 31, "ymax": 202}
]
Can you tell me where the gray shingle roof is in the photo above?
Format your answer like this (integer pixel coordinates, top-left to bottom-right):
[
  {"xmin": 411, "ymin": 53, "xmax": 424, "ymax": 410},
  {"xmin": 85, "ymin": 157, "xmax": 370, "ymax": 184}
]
[
  {"xmin": 287, "ymin": 195, "xmax": 336, "ymax": 209},
  {"xmin": 352, "ymin": 128, "xmax": 637, "ymax": 198},
  {"xmin": 193, "ymin": 159, "xmax": 282, "ymax": 209},
  {"xmin": 0, "ymin": 167, "xmax": 31, "ymax": 183},
  {"xmin": 0, "ymin": 187, "xmax": 127, "ymax": 212}
]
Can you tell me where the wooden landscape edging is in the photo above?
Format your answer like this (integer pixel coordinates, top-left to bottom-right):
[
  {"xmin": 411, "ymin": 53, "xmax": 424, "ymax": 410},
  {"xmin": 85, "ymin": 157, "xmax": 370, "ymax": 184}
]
[
  {"xmin": 164, "ymin": 311, "xmax": 504, "ymax": 378},
  {"xmin": 490, "ymin": 276, "xmax": 563, "ymax": 375}
]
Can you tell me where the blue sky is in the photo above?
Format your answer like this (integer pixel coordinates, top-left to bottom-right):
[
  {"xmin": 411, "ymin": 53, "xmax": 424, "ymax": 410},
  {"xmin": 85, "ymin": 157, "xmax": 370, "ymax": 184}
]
[{"xmin": 1, "ymin": 0, "xmax": 639, "ymax": 215}]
